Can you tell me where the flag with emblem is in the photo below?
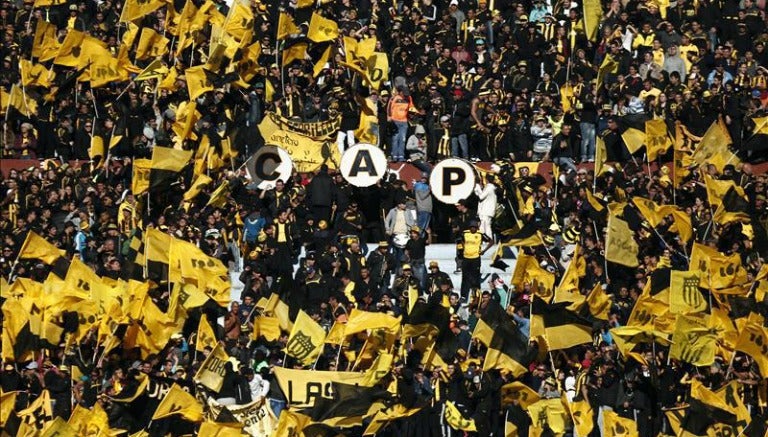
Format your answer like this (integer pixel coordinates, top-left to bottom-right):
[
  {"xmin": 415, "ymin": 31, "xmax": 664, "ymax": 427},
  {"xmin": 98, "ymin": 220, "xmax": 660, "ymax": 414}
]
[
  {"xmin": 445, "ymin": 401, "xmax": 476, "ymax": 431},
  {"xmin": 286, "ymin": 310, "xmax": 325, "ymax": 366},
  {"xmin": 602, "ymin": 410, "xmax": 639, "ymax": 437},
  {"xmin": 120, "ymin": 0, "xmax": 165, "ymax": 22},
  {"xmin": 669, "ymin": 314, "xmax": 716, "ymax": 366},
  {"xmin": 669, "ymin": 270, "xmax": 708, "ymax": 314},
  {"xmin": 277, "ymin": 12, "xmax": 300, "ymax": 40},
  {"xmin": 645, "ymin": 119, "xmax": 672, "ymax": 161}
]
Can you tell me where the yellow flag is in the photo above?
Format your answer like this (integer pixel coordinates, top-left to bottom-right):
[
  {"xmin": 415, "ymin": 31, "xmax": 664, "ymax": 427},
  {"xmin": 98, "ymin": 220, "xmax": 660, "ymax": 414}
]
[
  {"xmin": 286, "ymin": 310, "xmax": 326, "ymax": 366},
  {"xmin": 570, "ymin": 398, "xmax": 594, "ymax": 437},
  {"xmin": 1, "ymin": 298, "xmax": 35, "ymax": 361},
  {"xmin": 445, "ymin": 401, "xmax": 476, "ymax": 431},
  {"xmin": 669, "ymin": 270, "xmax": 707, "ymax": 314},
  {"xmin": 597, "ymin": 54, "xmax": 618, "ymax": 90},
  {"xmin": 20, "ymin": 59, "xmax": 54, "ymax": 88},
  {"xmin": 224, "ymin": 0, "xmax": 254, "ymax": 41},
  {"xmin": 586, "ymin": 283, "xmax": 612, "ymax": 320},
  {"xmin": 307, "ymin": 12, "xmax": 339, "ymax": 43},
  {"xmin": 68, "ymin": 402, "xmax": 111, "ymax": 435},
  {"xmin": 527, "ymin": 399, "xmax": 568, "ymax": 434},
  {"xmin": 735, "ymin": 315, "xmax": 768, "ymax": 376},
  {"xmin": 594, "ymin": 136, "xmax": 607, "ymax": 176},
  {"xmin": 199, "ymin": 421, "xmax": 244, "ymax": 436},
  {"xmin": 689, "ymin": 242, "xmax": 747, "ymax": 290},
  {"xmin": 194, "ymin": 342, "xmax": 230, "ymax": 392},
  {"xmin": 197, "ymin": 314, "xmax": 218, "ymax": 352},
  {"xmin": 344, "ymin": 309, "xmax": 401, "ymax": 335},
  {"xmin": 632, "ymin": 196, "xmax": 665, "ymax": 227},
  {"xmin": 252, "ymin": 316, "xmax": 281, "ymax": 342},
  {"xmin": 605, "ymin": 215, "xmax": 639, "ymax": 267},
  {"xmin": 669, "ymin": 314, "xmax": 716, "ymax": 366},
  {"xmin": 621, "ymin": 127, "xmax": 645, "ymax": 155},
  {"xmin": 645, "ymin": 119, "xmax": 672, "ymax": 161},
  {"xmin": 691, "ymin": 118, "xmax": 732, "ymax": 168},
  {"xmin": 17, "ymin": 389, "xmax": 53, "ymax": 421},
  {"xmin": 18, "ymin": 231, "xmax": 65, "ymax": 265},
  {"xmin": 132, "ymin": 158, "xmax": 151, "ymax": 195},
  {"xmin": 500, "ymin": 382, "xmax": 541, "ymax": 408},
  {"xmin": 277, "ymin": 12, "xmax": 300, "ymax": 40},
  {"xmin": 40, "ymin": 417, "xmax": 77, "ymax": 437},
  {"xmin": 89, "ymin": 47, "xmax": 126, "ymax": 88},
  {"xmin": 282, "ymin": 42, "xmax": 308, "ymax": 67},
  {"xmin": 152, "ymin": 384, "xmax": 203, "ymax": 422},
  {"xmin": 751, "ymin": 115, "xmax": 768, "ymax": 135},
  {"xmin": 582, "ymin": 0, "xmax": 602, "ymax": 41},
  {"xmin": 186, "ymin": 65, "xmax": 214, "ymax": 100},
  {"xmin": 7, "ymin": 84, "xmax": 37, "ymax": 117},
  {"xmin": 32, "ymin": 20, "xmax": 58, "ymax": 59},
  {"xmin": 296, "ymin": 0, "xmax": 314, "ymax": 6},
  {"xmin": 205, "ymin": 180, "xmax": 231, "ymax": 208},
  {"xmin": 135, "ymin": 28, "xmax": 170, "ymax": 60},
  {"xmin": 0, "ymin": 391, "xmax": 16, "ymax": 427},
  {"xmin": 603, "ymin": 410, "xmax": 639, "ymax": 437},
  {"xmin": 313, "ymin": 45, "xmax": 332, "ymax": 77},
  {"xmin": 120, "ymin": 0, "xmax": 165, "ymax": 22},
  {"xmin": 183, "ymin": 174, "xmax": 213, "ymax": 201}
]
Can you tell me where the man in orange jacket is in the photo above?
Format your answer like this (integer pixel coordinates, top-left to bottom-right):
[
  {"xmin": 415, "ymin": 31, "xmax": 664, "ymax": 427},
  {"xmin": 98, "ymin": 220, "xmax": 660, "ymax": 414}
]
[{"xmin": 387, "ymin": 86, "xmax": 413, "ymax": 162}]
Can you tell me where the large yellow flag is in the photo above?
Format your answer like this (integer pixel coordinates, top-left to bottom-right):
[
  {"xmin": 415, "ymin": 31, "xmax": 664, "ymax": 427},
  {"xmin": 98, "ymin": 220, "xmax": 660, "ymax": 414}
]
[
  {"xmin": 307, "ymin": 12, "xmax": 339, "ymax": 43},
  {"xmin": 194, "ymin": 342, "xmax": 230, "ymax": 392},
  {"xmin": 0, "ymin": 391, "xmax": 16, "ymax": 427},
  {"xmin": 135, "ymin": 28, "xmax": 170, "ymax": 60},
  {"xmin": 344, "ymin": 309, "xmax": 401, "ymax": 335},
  {"xmin": 224, "ymin": 0, "xmax": 254, "ymax": 41},
  {"xmin": 277, "ymin": 12, "xmax": 299, "ymax": 40},
  {"xmin": 197, "ymin": 314, "xmax": 218, "ymax": 352},
  {"xmin": 68, "ymin": 402, "xmax": 111, "ymax": 435},
  {"xmin": 669, "ymin": 314, "xmax": 716, "ymax": 366},
  {"xmin": 253, "ymin": 316, "xmax": 281, "ymax": 342},
  {"xmin": 186, "ymin": 66, "xmax": 214, "ymax": 100},
  {"xmin": 606, "ymin": 215, "xmax": 639, "ymax": 267},
  {"xmin": 286, "ymin": 310, "xmax": 326, "ymax": 366},
  {"xmin": 632, "ymin": 196, "xmax": 665, "ymax": 227},
  {"xmin": 282, "ymin": 42, "xmax": 308, "ymax": 67},
  {"xmin": 603, "ymin": 410, "xmax": 639, "ymax": 437},
  {"xmin": 689, "ymin": 242, "xmax": 747, "ymax": 290},
  {"xmin": 444, "ymin": 401, "xmax": 476, "ymax": 431},
  {"xmin": 570, "ymin": 398, "xmax": 594, "ymax": 437},
  {"xmin": 18, "ymin": 231, "xmax": 65, "ymax": 265},
  {"xmin": 120, "ymin": 0, "xmax": 165, "ymax": 22},
  {"xmin": 1, "ymin": 298, "xmax": 36, "ymax": 361},
  {"xmin": 20, "ymin": 59, "xmax": 53, "ymax": 88},
  {"xmin": 152, "ymin": 384, "xmax": 203, "ymax": 422},
  {"xmin": 527, "ymin": 399, "xmax": 568, "ymax": 434},
  {"xmin": 597, "ymin": 54, "xmax": 618, "ymax": 90},
  {"xmin": 40, "ymin": 417, "xmax": 77, "ymax": 437},
  {"xmin": 17, "ymin": 389, "xmax": 53, "ymax": 422},
  {"xmin": 645, "ymin": 119, "xmax": 672, "ymax": 161},
  {"xmin": 582, "ymin": 0, "xmax": 602, "ymax": 41},
  {"xmin": 7, "ymin": 84, "xmax": 37, "ymax": 117},
  {"xmin": 273, "ymin": 410, "xmax": 311, "ymax": 437}
]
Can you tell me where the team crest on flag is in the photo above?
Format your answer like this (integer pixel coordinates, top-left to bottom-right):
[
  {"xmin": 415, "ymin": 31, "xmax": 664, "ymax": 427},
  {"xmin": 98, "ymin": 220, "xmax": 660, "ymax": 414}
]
[{"xmin": 286, "ymin": 331, "xmax": 316, "ymax": 361}]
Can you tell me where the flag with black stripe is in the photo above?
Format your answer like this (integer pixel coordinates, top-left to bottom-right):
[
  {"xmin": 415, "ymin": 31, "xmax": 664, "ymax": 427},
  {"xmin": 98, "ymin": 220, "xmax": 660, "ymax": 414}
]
[
  {"xmin": 17, "ymin": 231, "xmax": 70, "ymax": 278},
  {"xmin": 402, "ymin": 300, "xmax": 450, "ymax": 338},
  {"xmin": 148, "ymin": 146, "xmax": 193, "ymax": 194},
  {"xmin": 492, "ymin": 221, "xmax": 540, "ymax": 270},
  {"xmin": 308, "ymin": 382, "xmax": 391, "ymax": 423},
  {"xmin": 476, "ymin": 300, "xmax": 537, "ymax": 376},
  {"xmin": 531, "ymin": 297, "xmax": 594, "ymax": 350}
]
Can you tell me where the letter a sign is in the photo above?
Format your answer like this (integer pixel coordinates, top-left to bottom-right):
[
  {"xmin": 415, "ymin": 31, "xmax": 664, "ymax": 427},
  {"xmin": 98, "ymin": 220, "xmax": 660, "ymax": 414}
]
[
  {"xmin": 340, "ymin": 143, "xmax": 387, "ymax": 187},
  {"xmin": 430, "ymin": 158, "xmax": 475, "ymax": 204}
]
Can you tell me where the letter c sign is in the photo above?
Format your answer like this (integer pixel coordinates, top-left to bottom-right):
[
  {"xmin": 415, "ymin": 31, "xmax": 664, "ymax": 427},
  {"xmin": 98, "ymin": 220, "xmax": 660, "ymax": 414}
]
[
  {"xmin": 246, "ymin": 146, "xmax": 294, "ymax": 190},
  {"xmin": 430, "ymin": 158, "xmax": 475, "ymax": 204}
]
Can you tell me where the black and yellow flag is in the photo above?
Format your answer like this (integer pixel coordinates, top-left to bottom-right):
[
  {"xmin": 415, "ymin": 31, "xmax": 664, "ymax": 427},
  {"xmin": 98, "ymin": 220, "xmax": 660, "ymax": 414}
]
[
  {"xmin": 1, "ymin": 298, "xmax": 38, "ymax": 361},
  {"xmin": 531, "ymin": 297, "xmax": 593, "ymax": 351},
  {"xmin": 603, "ymin": 410, "xmax": 639, "ymax": 437},
  {"xmin": 131, "ymin": 158, "xmax": 151, "ymax": 195},
  {"xmin": 17, "ymin": 389, "xmax": 53, "ymax": 429},
  {"xmin": 669, "ymin": 270, "xmax": 708, "ymax": 314},
  {"xmin": 606, "ymin": 215, "xmax": 639, "ymax": 267},
  {"xmin": 500, "ymin": 382, "xmax": 540, "ymax": 408},
  {"xmin": 474, "ymin": 301, "xmax": 535, "ymax": 376},
  {"xmin": 713, "ymin": 186, "xmax": 751, "ymax": 225},
  {"xmin": 286, "ymin": 310, "xmax": 326, "ymax": 366},
  {"xmin": 135, "ymin": 59, "xmax": 169, "ymax": 81},
  {"xmin": 570, "ymin": 397, "xmax": 594, "ymax": 437},
  {"xmin": 186, "ymin": 65, "xmax": 214, "ymax": 100},
  {"xmin": 252, "ymin": 316, "xmax": 281, "ymax": 342},
  {"xmin": 645, "ymin": 119, "xmax": 672, "ymax": 161},
  {"xmin": 445, "ymin": 401, "xmax": 477, "ymax": 432},
  {"xmin": 621, "ymin": 127, "xmax": 645, "ymax": 155},
  {"xmin": 20, "ymin": 59, "xmax": 54, "ymax": 88},
  {"xmin": 689, "ymin": 242, "xmax": 747, "ymax": 290},
  {"xmin": 307, "ymin": 12, "xmax": 339, "ymax": 43},
  {"xmin": 527, "ymin": 398, "xmax": 568, "ymax": 434},
  {"xmin": 282, "ymin": 42, "xmax": 308, "ymax": 67},
  {"xmin": 152, "ymin": 384, "xmax": 203, "ymax": 422},
  {"xmin": 199, "ymin": 421, "xmax": 244, "ymax": 436},
  {"xmin": 224, "ymin": 0, "xmax": 254, "ymax": 42},
  {"xmin": 197, "ymin": 314, "xmax": 218, "ymax": 352},
  {"xmin": 345, "ymin": 309, "xmax": 401, "ymax": 336},
  {"xmin": 183, "ymin": 174, "xmax": 213, "ymax": 202},
  {"xmin": 510, "ymin": 252, "xmax": 554, "ymax": 302},
  {"xmin": 18, "ymin": 231, "xmax": 70, "ymax": 278},
  {"xmin": 149, "ymin": 146, "xmax": 192, "ymax": 193},
  {"xmin": 311, "ymin": 382, "xmax": 391, "ymax": 425}
]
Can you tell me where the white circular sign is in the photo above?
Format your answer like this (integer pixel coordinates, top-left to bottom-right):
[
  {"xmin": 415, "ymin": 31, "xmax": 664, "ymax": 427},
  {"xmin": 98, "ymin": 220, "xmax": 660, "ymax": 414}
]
[
  {"xmin": 429, "ymin": 158, "xmax": 475, "ymax": 204},
  {"xmin": 246, "ymin": 146, "xmax": 293, "ymax": 190},
  {"xmin": 339, "ymin": 143, "xmax": 388, "ymax": 187}
]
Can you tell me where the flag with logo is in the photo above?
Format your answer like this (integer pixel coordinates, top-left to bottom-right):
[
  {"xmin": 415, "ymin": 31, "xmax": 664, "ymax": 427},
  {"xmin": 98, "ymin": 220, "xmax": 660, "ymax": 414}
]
[
  {"xmin": 527, "ymin": 398, "xmax": 568, "ymax": 434},
  {"xmin": 602, "ymin": 410, "xmax": 639, "ymax": 437},
  {"xmin": 120, "ymin": 0, "xmax": 165, "ymax": 22},
  {"xmin": 196, "ymin": 314, "xmax": 218, "ymax": 352},
  {"xmin": 645, "ymin": 119, "xmax": 672, "ymax": 161},
  {"xmin": 669, "ymin": 270, "xmax": 708, "ymax": 314},
  {"xmin": 735, "ymin": 314, "xmax": 768, "ymax": 377},
  {"xmin": 277, "ymin": 12, "xmax": 299, "ymax": 40},
  {"xmin": 669, "ymin": 314, "xmax": 716, "ymax": 366},
  {"xmin": 286, "ymin": 310, "xmax": 326, "ymax": 366},
  {"xmin": 151, "ymin": 384, "xmax": 203, "ymax": 422}
]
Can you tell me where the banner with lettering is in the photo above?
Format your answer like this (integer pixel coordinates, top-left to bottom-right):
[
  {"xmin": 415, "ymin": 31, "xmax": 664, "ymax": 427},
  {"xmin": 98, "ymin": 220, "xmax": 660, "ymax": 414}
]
[
  {"xmin": 258, "ymin": 114, "xmax": 341, "ymax": 172},
  {"xmin": 207, "ymin": 398, "xmax": 277, "ymax": 437},
  {"xmin": 194, "ymin": 342, "xmax": 229, "ymax": 392},
  {"xmin": 273, "ymin": 367, "xmax": 368, "ymax": 409}
]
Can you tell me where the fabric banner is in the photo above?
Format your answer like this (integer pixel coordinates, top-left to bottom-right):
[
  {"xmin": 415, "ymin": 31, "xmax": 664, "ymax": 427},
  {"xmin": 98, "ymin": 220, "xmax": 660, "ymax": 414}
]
[
  {"xmin": 261, "ymin": 112, "xmax": 341, "ymax": 140},
  {"xmin": 207, "ymin": 398, "xmax": 276, "ymax": 437},
  {"xmin": 273, "ymin": 367, "xmax": 368, "ymax": 408},
  {"xmin": 258, "ymin": 114, "xmax": 341, "ymax": 172}
]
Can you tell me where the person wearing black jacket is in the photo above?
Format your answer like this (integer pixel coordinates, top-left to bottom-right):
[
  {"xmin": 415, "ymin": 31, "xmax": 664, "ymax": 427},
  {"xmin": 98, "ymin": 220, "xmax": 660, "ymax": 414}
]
[
  {"xmin": 546, "ymin": 122, "xmax": 578, "ymax": 173},
  {"xmin": 306, "ymin": 165, "xmax": 334, "ymax": 224}
]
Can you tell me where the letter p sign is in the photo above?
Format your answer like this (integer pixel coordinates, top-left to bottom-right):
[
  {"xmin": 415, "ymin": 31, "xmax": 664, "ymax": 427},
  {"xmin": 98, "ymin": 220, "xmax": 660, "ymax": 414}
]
[{"xmin": 430, "ymin": 158, "xmax": 475, "ymax": 204}]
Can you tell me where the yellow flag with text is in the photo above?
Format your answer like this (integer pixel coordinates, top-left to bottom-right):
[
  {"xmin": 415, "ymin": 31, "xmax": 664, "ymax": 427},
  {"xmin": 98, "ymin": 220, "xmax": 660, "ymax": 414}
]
[
  {"xmin": 669, "ymin": 314, "xmax": 716, "ymax": 366},
  {"xmin": 606, "ymin": 215, "xmax": 639, "ymax": 267},
  {"xmin": 445, "ymin": 401, "xmax": 476, "ymax": 431},
  {"xmin": 645, "ymin": 119, "xmax": 672, "ymax": 161},
  {"xmin": 194, "ymin": 342, "xmax": 230, "ymax": 392}
]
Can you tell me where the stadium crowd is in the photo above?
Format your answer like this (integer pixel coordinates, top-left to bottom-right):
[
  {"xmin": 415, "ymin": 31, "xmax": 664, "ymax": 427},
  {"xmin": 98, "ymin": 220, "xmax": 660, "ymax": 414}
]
[{"xmin": 1, "ymin": 0, "xmax": 768, "ymax": 435}]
